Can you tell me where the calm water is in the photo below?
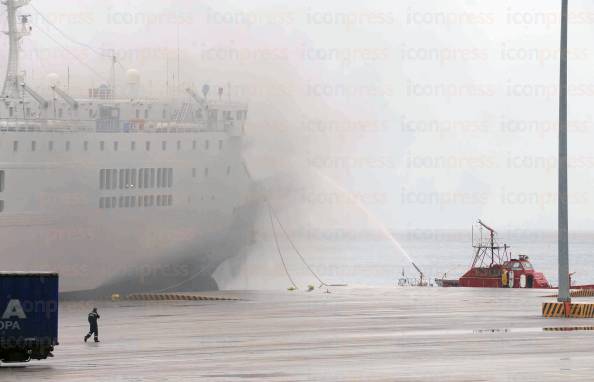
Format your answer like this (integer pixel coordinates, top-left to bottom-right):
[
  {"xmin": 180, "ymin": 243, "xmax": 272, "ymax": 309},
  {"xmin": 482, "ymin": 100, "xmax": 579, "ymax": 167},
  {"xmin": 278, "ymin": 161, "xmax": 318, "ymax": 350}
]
[
  {"xmin": 310, "ymin": 230, "xmax": 594, "ymax": 287},
  {"xmin": 219, "ymin": 229, "xmax": 594, "ymax": 289}
]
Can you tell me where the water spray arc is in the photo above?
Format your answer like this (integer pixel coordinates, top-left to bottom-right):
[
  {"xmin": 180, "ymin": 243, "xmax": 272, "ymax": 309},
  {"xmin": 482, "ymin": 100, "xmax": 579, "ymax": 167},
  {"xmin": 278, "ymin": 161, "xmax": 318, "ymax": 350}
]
[{"xmin": 312, "ymin": 170, "xmax": 425, "ymax": 282}]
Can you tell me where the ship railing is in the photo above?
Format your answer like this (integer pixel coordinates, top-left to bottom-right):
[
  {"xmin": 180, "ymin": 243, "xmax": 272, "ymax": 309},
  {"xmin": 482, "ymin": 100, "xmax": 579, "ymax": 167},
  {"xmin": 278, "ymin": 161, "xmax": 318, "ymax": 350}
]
[
  {"xmin": 0, "ymin": 118, "xmax": 241, "ymax": 134},
  {"xmin": 0, "ymin": 119, "xmax": 95, "ymax": 133}
]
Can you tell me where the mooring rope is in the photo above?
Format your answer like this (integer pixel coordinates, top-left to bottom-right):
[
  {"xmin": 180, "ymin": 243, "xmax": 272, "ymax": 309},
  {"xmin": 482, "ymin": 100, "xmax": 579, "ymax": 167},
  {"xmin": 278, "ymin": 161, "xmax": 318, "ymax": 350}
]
[
  {"xmin": 267, "ymin": 202, "xmax": 298, "ymax": 289},
  {"xmin": 269, "ymin": 206, "xmax": 330, "ymax": 287}
]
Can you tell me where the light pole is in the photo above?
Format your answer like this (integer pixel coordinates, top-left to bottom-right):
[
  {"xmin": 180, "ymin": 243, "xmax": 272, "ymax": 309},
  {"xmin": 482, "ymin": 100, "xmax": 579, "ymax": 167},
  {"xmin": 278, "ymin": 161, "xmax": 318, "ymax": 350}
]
[{"xmin": 558, "ymin": 0, "xmax": 571, "ymax": 305}]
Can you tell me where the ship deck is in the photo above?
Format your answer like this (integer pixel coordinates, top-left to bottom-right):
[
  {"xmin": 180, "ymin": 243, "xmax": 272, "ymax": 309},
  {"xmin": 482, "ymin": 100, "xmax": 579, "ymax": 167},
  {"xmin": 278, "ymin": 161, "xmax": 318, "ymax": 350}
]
[{"xmin": 2, "ymin": 287, "xmax": 594, "ymax": 381}]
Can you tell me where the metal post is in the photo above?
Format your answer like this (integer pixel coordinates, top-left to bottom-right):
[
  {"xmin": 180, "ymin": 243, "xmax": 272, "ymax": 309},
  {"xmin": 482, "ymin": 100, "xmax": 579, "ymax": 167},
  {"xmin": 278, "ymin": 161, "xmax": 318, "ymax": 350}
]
[{"xmin": 558, "ymin": 0, "xmax": 571, "ymax": 303}]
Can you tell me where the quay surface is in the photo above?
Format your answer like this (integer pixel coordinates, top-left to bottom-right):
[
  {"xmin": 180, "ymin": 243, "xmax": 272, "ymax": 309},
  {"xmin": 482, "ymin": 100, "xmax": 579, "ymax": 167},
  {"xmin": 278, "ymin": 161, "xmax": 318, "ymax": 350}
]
[{"xmin": 2, "ymin": 287, "xmax": 594, "ymax": 381}]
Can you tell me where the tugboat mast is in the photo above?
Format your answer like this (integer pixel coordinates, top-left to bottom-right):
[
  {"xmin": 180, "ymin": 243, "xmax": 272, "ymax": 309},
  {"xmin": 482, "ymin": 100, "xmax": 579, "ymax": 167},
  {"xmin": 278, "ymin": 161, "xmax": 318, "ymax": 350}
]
[{"xmin": 1, "ymin": 0, "xmax": 31, "ymax": 99}]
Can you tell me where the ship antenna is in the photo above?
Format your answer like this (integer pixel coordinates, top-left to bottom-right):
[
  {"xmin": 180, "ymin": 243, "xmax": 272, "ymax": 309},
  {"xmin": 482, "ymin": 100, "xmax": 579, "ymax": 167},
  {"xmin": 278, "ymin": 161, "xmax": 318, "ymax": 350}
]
[
  {"xmin": 110, "ymin": 51, "xmax": 117, "ymax": 99},
  {"xmin": 1, "ymin": 0, "xmax": 32, "ymax": 99}
]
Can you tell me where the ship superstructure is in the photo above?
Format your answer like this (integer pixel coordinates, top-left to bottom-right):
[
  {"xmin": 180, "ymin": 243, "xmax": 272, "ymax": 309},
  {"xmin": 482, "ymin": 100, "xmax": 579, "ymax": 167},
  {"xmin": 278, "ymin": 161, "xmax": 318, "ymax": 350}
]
[{"xmin": 0, "ymin": 0, "xmax": 253, "ymax": 291}]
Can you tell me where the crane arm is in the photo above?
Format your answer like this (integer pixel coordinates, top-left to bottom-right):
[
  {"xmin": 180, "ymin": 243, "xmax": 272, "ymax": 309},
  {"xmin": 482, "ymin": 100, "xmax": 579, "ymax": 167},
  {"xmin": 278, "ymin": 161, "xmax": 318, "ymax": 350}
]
[
  {"xmin": 21, "ymin": 83, "xmax": 48, "ymax": 108},
  {"xmin": 185, "ymin": 88, "xmax": 207, "ymax": 109},
  {"xmin": 51, "ymin": 85, "xmax": 78, "ymax": 109},
  {"xmin": 478, "ymin": 219, "xmax": 496, "ymax": 234}
]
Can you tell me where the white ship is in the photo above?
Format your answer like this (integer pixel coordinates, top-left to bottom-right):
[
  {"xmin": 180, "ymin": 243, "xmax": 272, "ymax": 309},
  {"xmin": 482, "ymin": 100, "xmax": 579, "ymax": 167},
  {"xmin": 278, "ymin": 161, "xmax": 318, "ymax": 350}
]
[{"xmin": 0, "ymin": 0, "xmax": 254, "ymax": 292}]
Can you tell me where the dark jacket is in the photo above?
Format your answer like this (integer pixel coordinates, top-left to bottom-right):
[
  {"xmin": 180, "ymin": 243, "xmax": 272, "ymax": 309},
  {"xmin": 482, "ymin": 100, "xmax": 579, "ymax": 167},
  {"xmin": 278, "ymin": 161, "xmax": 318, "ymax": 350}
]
[{"xmin": 88, "ymin": 312, "xmax": 100, "ymax": 327}]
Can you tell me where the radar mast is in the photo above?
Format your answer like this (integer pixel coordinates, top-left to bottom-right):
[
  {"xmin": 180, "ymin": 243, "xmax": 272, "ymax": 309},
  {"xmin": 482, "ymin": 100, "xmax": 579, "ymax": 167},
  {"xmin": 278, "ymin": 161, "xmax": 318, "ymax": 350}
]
[{"xmin": 1, "ymin": 0, "xmax": 31, "ymax": 99}]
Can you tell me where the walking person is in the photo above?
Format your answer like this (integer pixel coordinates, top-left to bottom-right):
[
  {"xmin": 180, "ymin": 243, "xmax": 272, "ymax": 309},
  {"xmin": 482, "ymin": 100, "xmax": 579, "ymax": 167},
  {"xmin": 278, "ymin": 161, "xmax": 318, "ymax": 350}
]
[{"xmin": 84, "ymin": 307, "xmax": 100, "ymax": 343}]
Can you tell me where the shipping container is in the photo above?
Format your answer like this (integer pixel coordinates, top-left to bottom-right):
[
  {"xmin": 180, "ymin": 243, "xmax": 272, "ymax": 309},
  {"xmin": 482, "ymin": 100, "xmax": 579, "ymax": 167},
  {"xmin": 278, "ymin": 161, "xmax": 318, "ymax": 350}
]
[{"xmin": 0, "ymin": 272, "xmax": 59, "ymax": 363}]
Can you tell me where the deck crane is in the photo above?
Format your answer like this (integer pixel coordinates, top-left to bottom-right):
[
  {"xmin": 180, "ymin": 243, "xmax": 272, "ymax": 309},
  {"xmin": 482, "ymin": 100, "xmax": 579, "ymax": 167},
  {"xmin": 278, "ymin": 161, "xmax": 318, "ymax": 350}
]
[
  {"xmin": 20, "ymin": 83, "xmax": 48, "ymax": 109},
  {"xmin": 185, "ymin": 87, "xmax": 208, "ymax": 110},
  {"xmin": 51, "ymin": 85, "xmax": 78, "ymax": 109}
]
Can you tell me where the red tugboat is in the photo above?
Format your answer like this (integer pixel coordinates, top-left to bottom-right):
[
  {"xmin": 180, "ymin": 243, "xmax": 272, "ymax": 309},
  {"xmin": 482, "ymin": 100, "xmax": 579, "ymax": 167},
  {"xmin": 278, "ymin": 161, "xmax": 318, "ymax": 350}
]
[{"xmin": 436, "ymin": 220, "xmax": 551, "ymax": 289}]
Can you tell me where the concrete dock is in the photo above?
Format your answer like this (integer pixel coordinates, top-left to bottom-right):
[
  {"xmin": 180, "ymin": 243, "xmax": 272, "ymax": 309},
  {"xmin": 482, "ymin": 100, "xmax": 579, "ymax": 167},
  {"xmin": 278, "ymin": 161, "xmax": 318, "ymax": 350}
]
[{"xmin": 2, "ymin": 287, "xmax": 594, "ymax": 381}]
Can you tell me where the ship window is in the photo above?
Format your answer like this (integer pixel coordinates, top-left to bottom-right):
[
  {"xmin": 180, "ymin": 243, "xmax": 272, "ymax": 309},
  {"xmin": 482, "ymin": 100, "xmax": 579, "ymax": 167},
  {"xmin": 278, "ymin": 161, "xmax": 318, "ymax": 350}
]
[
  {"xmin": 227, "ymin": 166, "xmax": 231, "ymax": 175},
  {"xmin": 162, "ymin": 109, "xmax": 166, "ymax": 119},
  {"xmin": 512, "ymin": 262, "xmax": 522, "ymax": 270},
  {"xmin": 138, "ymin": 169, "xmax": 144, "ymax": 189},
  {"xmin": 0, "ymin": 171, "xmax": 4, "ymax": 192},
  {"xmin": 177, "ymin": 141, "xmax": 181, "ymax": 150},
  {"xmin": 146, "ymin": 141, "xmax": 151, "ymax": 151},
  {"xmin": 167, "ymin": 168, "xmax": 173, "ymax": 188},
  {"xmin": 100, "ymin": 141, "xmax": 105, "ymax": 151},
  {"xmin": 204, "ymin": 168, "xmax": 209, "ymax": 177},
  {"xmin": 99, "ymin": 169, "xmax": 106, "ymax": 190},
  {"xmin": 219, "ymin": 140, "xmax": 223, "ymax": 150},
  {"xmin": 162, "ymin": 141, "xmax": 167, "ymax": 151},
  {"xmin": 111, "ymin": 196, "xmax": 116, "ymax": 207},
  {"xmin": 157, "ymin": 195, "xmax": 162, "ymax": 206},
  {"xmin": 136, "ymin": 109, "xmax": 140, "ymax": 119},
  {"xmin": 131, "ymin": 141, "xmax": 136, "ymax": 151},
  {"xmin": 192, "ymin": 140, "xmax": 197, "ymax": 150},
  {"xmin": 0, "ymin": 200, "xmax": 4, "ymax": 212},
  {"xmin": 110, "ymin": 169, "xmax": 115, "ymax": 190},
  {"xmin": 119, "ymin": 196, "xmax": 125, "ymax": 208},
  {"xmin": 84, "ymin": 141, "xmax": 89, "ymax": 151},
  {"xmin": 58, "ymin": 109, "xmax": 63, "ymax": 118},
  {"xmin": 157, "ymin": 168, "xmax": 163, "ymax": 188},
  {"xmin": 111, "ymin": 169, "xmax": 117, "ymax": 190},
  {"xmin": 104, "ymin": 169, "xmax": 110, "ymax": 190},
  {"xmin": 26, "ymin": 108, "xmax": 31, "ymax": 117},
  {"xmin": 144, "ymin": 168, "xmax": 150, "ymax": 189},
  {"xmin": 522, "ymin": 262, "xmax": 533, "ymax": 270},
  {"xmin": 126, "ymin": 169, "xmax": 132, "ymax": 188},
  {"xmin": 205, "ymin": 140, "xmax": 209, "ymax": 150},
  {"xmin": 49, "ymin": 141, "xmax": 54, "ymax": 151},
  {"xmin": 114, "ymin": 142, "xmax": 119, "ymax": 151},
  {"xmin": 31, "ymin": 141, "xmax": 36, "ymax": 152},
  {"xmin": 89, "ymin": 109, "xmax": 93, "ymax": 118},
  {"xmin": 131, "ymin": 169, "xmax": 137, "ymax": 188},
  {"xmin": 150, "ymin": 168, "xmax": 155, "ymax": 188},
  {"xmin": 167, "ymin": 195, "xmax": 173, "ymax": 206},
  {"xmin": 12, "ymin": 141, "xmax": 18, "ymax": 152},
  {"xmin": 65, "ymin": 141, "xmax": 71, "ymax": 151},
  {"xmin": 9, "ymin": 107, "xmax": 13, "ymax": 117},
  {"xmin": 236, "ymin": 111, "xmax": 242, "ymax": 120},
  {"xmin": 144, "ymin": 109, "xmax": 149, "ymax": 119},
  {"xmin": 192, "ymin": 168, "xmax": 196, "ymax": 178},
  {"xmin": 131, "ymin": 196, "xmax": 136, "ymax": 208},
  {"xmin": 117, "ymin": 170, "xmax": 123, "ymax": 189}
]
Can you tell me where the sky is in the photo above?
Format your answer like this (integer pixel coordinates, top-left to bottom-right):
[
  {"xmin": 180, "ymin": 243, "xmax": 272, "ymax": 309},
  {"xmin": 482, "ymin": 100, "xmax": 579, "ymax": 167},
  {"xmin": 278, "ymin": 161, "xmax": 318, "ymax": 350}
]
[{"xmin": 3, "ymin": 0, "xmax": 594, "ymax": 231}]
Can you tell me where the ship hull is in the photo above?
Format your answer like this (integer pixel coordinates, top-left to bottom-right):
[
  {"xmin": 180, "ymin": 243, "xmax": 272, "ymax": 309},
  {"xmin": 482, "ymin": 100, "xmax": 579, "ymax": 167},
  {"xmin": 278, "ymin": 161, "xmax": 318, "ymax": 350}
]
[{"xmin": 0, "ymin": 130, "xmax": 252, "ymax": 291}]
